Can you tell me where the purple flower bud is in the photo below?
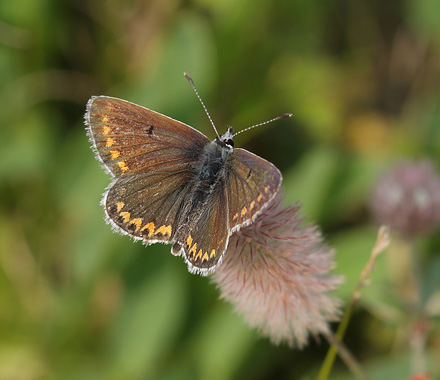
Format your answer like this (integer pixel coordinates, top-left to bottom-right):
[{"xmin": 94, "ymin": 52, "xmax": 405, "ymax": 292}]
[
  {"xmin": 370, "ymin": 160, "xmax": 440, "ymax": 238},
  {"xmin": 212, "ymin": 193, "xmax": 342, "ymax": 347}
]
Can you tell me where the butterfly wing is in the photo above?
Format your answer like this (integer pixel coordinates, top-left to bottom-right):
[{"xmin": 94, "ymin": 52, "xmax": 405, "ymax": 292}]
[
  {"xmin": 86, "ymin": 96, "xmax": 210, "ymax": 244},
  {"xmin": 177, "ymin": 148, "xmax": 281, "ymax": 276},
  {"xmin": 104, "ymin": 171, "xmax": 193, "ymax": 243},
  {"xmin": 227, "ymin": 148, "xmax": 282, "ymax": 232},
  {"xmin": 179, "ymin": 187, "xmax": 230, "ymax": 275},
  {"xmin": 86, "ymin": 96, "xmax": 209, "ymax": 177}
]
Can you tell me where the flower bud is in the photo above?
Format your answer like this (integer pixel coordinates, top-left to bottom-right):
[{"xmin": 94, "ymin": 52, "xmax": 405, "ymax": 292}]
[{"xmin": 370, "ymin": 160, "xmax": 440, "ymax": 238}]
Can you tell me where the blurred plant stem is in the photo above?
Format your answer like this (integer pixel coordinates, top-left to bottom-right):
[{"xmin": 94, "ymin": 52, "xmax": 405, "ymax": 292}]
[
  {"xmin": 409, "ymin": 240, "xmax": 428, "ymax": 375},
  {"xmin": 317, "ymin": 226, "xmax": 390, "ymax": 380},
  {"xmin": 322, "ymin": 330, "xmax": 369, "ymax": 380}
]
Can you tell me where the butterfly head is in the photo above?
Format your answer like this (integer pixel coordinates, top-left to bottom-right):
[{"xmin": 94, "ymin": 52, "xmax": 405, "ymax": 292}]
[{"xmin": 216, "ymin": 126, "xmax": 234, "ymax": 150}]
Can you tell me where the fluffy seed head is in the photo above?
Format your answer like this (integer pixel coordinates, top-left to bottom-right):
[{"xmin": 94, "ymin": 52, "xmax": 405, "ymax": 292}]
[{"xmin": 212, "ymin": 193, "xmax": 342, "ymax": 347}]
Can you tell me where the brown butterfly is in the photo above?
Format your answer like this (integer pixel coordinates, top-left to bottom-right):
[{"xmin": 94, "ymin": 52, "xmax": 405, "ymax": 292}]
[{"xmin": 85, "ymin": 73, "xmax": 290, "ymax": 275}]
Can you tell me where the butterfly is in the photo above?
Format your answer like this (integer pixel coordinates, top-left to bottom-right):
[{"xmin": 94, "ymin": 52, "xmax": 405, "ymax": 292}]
[{"xmin": 85, "ymin": 73, "xmax": 291, "ymax": 276}]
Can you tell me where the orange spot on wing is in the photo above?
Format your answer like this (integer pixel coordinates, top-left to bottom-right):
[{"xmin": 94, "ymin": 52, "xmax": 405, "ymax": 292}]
[
  {"xmin": 257, "ymin": 194, "xmax": 262, "ymax": 202},
  {"xmin": 120, "ymin": 212, "xmax": 130, "ymax": 223},
  {"xmin": 110, "ymin": 150, "xmax": 120, "ymax": 159},
  {"xmin": 250, "ymin": 201, "xmax": 255, "ymax": 210},
  {"xmin": 241, "ymin": 207, "xmax": 247, "ymax": 217},
  {"xmin": 141, "ymin": 222, "xmax": 155, "ymax": 237},
  {"xmin": 103, "ymin": 125, "xmax": 110, "ymax": 135},
  {"xmin": 155, "ymin": 225, "xmax": 172, "ymax": 237},
  {"xmin": 195, "ymin": 249, "xmax": 203, "ymax": 260},
  {"xmin": 202, "ymin": 252, "xmax": 209, "ymax": 262},
  {"xmin": 105, "ymin": 137, "xmax": 114, "ymax": 147},
  {"xmin": 116, "ymin": 202, "xmax": 124, "ymax": 212},
  {"xmin": 118, "ymin": 161, "xmax": 128, "ymax": 172},
  {"xmin": 233, "ymin": 213, "xmax": 238, "ymax": 220},
  {"xmin": 130, "ymin": 218, "xmax": 142, "ymax": 232},
  {"xmin": 264, "ymin": 186, "xmax": 269, "ymax": 193},
  {"xmin": 210, "ymin": 249, "xmax": 216, "ymax": 258},
  {"xmin": 189, "ymin": 243, "xmax": 197, "ymax": 256},
  {"xmin": 187, "ymin": 235, "xmax": 193, "ymax": 247}
]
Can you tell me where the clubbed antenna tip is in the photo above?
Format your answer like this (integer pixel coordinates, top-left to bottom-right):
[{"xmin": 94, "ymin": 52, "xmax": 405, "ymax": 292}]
[{"xmin": 275, "ymin": 113, "xmax": 293, "ymax": 120}]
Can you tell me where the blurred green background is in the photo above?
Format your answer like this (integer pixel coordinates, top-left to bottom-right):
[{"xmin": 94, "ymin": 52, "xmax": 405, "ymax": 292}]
[{"xmin": 1, "ymin": 0, "xmax": 440, "ymax": 379}]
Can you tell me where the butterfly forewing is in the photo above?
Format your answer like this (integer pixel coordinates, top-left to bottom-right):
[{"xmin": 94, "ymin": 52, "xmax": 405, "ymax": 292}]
[
  {"xmin": 86, "ymin": 96, "xmax": 210, "ymax": 176},
  {"xmin": 227, "ymin": 148, "xmax": 282, "ymax": 231}
]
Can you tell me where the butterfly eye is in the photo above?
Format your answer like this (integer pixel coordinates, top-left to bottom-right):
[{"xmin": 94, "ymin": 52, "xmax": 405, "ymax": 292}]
[
  {"xmin": 218, "ymin": 127, "xmax": 234, "ymax": 148},
  {"xmin": 224, "ymin": 139, "xmax": 234, "ymax": 148}
]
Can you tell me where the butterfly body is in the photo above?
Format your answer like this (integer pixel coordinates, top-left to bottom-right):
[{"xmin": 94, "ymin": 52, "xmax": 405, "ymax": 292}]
[
  {"xmin": 192, "ymin": 133, "xmax": 232, "ymax": 190},
  {"xmin": 86, "ymin": 95, "xmax": 282, "ymax": 276},
  {"xmin": 171, "ymin": 130, "xmax": 234, "ymax": 257}
]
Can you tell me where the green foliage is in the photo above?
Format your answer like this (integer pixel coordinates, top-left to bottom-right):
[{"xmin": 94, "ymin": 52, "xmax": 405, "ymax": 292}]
[{"xmin": 1, "ymin": 0, "xmax": 440, "ymax": 379}]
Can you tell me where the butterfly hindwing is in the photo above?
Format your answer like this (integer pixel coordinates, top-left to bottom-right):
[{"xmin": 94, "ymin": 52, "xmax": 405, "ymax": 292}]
[
  {"xmin": 227, "ymin": 148, "xmax": 282, "ymax": 231},
  {"xmin": 86, "ymin": 96, "xmax": 209, "ymax": 177},
  {"xmin": 105, "ymin": 171, "xmax": 192, "ymax": 244},
  {"xmin": 180, "ymin": 187, "xmax": 230, "ymax": 274}
]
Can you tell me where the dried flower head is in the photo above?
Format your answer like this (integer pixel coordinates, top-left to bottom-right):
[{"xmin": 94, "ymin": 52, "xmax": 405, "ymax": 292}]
[
  {"xmin": 370, "ymin": 160, "xmax": 440, "ymax": 239},
  {"xmin": 211, "ymin": 193, "xmax": 342, "ymax": 347}
]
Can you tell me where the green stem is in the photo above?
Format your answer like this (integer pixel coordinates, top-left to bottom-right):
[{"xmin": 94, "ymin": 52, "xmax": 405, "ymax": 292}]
[
  {"xmin": 409, "ymin": 239, "xmax": 427, "ymax": 374},
  {"xmin": 317, "ymin": 302, "xmax": 353, "ymax": 379},
  {"xmin": 317, "ymin": 226, "xmax": 390, "ymax": 379}
]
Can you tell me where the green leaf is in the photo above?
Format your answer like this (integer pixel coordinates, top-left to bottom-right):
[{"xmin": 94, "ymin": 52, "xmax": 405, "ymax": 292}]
[
  {"xmin": 106, "ymin": 267, "xmax": 187, "ymax": 379},
  {"xmin": 283, "ymin": 146, "xmax": 339, "ymax": 221},
  {"xmin": 331, "ymin": 225, "xmax": 388, "ymax": 305},
  {"xmin": 407, "ymin": 0, "xmax": 440, "ymax": 39},
  {"xmin": 184, "ymin": 303, "xmax": 256, "ymax": 380}
]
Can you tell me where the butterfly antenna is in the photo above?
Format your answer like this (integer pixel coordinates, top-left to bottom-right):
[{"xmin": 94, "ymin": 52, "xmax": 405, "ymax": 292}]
[
  {"xmin": 184, "ymin": 72, "xmax": 220, "ymax": 139},
  {"xmin": 233, "ymin": 113, "xmax": 293, "ymax": 137}
]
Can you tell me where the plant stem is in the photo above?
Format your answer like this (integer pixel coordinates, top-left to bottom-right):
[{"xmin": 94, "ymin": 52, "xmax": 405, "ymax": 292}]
[
  {"xmin": 317, "ymin": 226, "xmax": 390, "ymax": 380},
  {"xmin": 409, "ymin": 240, "xmax": 428, "ymax": 374},
  {"xmin": 323, "ymin": 331, "xmax": 371, "ymax": 380}
]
